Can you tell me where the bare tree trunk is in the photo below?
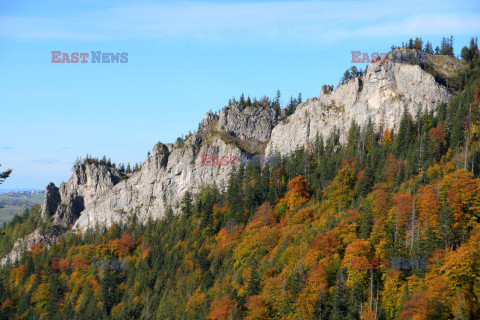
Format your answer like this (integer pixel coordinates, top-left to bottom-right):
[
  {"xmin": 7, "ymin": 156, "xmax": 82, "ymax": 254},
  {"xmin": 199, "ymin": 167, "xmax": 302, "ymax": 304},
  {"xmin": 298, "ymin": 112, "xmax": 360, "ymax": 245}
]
[
  {"xmin": 465, "ymin": 103, "xmax": 472, "ymax": 171},
  {"xmin": 283, "ymin": 264, "xmax": 286, "ymax": 319},
  {"xmin": 410, "ymin": 196, "xmax": 416, "ymax": 252},
  {"xmin": 472, "ymin": 147, "xmax": 475, "ymax": 174},
  {"xmin": 395, "ymin": 207, "xmax": 399, "ymax": 245},
  {"xmin": 370, "ymin": 268, "xmax": 373, "ymax": 310},
  {"xmin": 465, "ymin": 132, "xmax": 470, "ymax": 171}
]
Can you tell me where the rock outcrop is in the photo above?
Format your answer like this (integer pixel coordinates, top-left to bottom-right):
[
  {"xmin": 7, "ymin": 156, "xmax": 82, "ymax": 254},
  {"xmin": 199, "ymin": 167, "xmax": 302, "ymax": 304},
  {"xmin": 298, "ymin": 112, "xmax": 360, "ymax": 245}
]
[
  {"xmin": 72, "ymin": 136, "xmax": 242, "ymax": 230},
  {"xmin": 36, "ymin": 102, "xmax": 274, "ymax": 234},
  {"xmin": 42, "ymin": 164, "xmax": 123, "ymax": 227},
  {"xmin": 0, "ymin": 229, "xmax": 46, "ymax": 266},
  {"xmin": 203, "ymin": 112, "xmax": 219, "ymax": 128},
  {"xmin": 217, "ymin": 104, "xmax": 277, "ymax": 141},
  {"xmin": 2, "ymin": 55, "xmax": 461, "ymax": 267},
  {"xmin": 20, "ymin": 58, "xmax": 451, "ymax": 246},
  {"xmin": 41, "ymin": 182, "xmax": 60, "ymax": 219},
  {"xmin": 265, "ymin": 61, "xmax": 450, "ymax": 156},
  {"xmin": 390, "ymin": 48, "xmax": 467, "ymax": 78}
]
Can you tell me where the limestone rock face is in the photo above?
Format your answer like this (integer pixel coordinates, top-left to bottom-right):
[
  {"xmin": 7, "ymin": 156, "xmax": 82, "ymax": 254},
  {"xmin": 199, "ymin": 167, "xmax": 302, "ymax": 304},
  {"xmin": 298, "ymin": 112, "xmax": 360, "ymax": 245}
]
[
  {"xmin": 0, "ymin": 229, "xmax": 45, "ymax": 266},
  {"xmin": 5, "ymin": 59, "xmax": 457, "ymax": 266},
  {"xmin": 72, "ymin": 136, "xmax": 242, "ymax": 230},
  {"xmin": 42, "ymin": 164, "xmax": 123, "ymax": 227},
  {"xmin": 217, "ymin": 104, "xmax": 277, "ymax": 141},
  {"xmin": 39, "ymin": 104, "xmax": 274, "ymax": 233},
  {"xmin": 203, "ymin": 112, "xmax": 219, "ymax": 128},
  {"xmin": 42, "ymin": 60, "xmax": 450, "ymax": 232},
  {"xmin": 265, "ymin": 61, "xmax": 450, "ymax": 156}
]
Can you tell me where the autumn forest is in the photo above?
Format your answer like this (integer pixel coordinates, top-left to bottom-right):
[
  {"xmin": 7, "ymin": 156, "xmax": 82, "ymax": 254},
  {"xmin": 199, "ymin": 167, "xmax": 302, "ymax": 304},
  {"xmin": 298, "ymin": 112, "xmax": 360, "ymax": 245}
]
[{"xmin": 2, "ymin": 38, "xmax": 480, "ymax": 319}]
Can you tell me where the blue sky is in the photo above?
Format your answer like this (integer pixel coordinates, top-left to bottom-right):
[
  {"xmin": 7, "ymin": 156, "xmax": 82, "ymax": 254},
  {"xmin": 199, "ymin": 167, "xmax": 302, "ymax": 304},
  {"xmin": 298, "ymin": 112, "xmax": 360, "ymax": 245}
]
[{"xmin": 0, "ymin": 0, "xmax": 479, "ymax": 191}]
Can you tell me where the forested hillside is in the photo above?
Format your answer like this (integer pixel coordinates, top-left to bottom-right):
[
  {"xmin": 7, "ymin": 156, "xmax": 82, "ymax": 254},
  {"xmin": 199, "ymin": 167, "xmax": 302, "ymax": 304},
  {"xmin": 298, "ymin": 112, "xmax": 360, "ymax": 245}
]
[{"xmin": 1, "ymin": 38, "xmax": 480, "ymax": 320}]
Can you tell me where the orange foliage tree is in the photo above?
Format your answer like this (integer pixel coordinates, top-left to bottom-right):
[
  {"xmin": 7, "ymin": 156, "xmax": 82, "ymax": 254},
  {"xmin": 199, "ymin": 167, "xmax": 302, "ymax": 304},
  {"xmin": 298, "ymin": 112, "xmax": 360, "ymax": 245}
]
[
  {"xmin": 399, "ymin": 292, "xmax": 429, "ymax": 320},
  {"xmin": 416, "ymin": 185, "xmax": 441, "ymax": 236},
  {"xmin": 383, "ymin": 155, "xmax": 405, "ymax": 188},
  {"xmin": 342, "ymin": 238, "xmax": 372, "ymax": 284},
  {"xmin": 284, "ymin": 175, "xmax": 312, "ymax": 212},
  {"xmin": 244, "ymin": 295, "xmax": 270, "ymax": 320},
  {"xmin": 185, "ymin": 287, "xmax": 206, "ymax": 319},
  {"xmin": 440, "ymin": 170, "xmax": 480, "ymax": 232},
  {"xmin": 429, "ymin": 124, "xmax": 446, "ymax": 159},
  {"xmin": 371, "ymin": 183, "xmax": 392, "ymax": 218},
  {"xmin": 207, "ymin": 295, "xmax": 238, "ymax": 320}
]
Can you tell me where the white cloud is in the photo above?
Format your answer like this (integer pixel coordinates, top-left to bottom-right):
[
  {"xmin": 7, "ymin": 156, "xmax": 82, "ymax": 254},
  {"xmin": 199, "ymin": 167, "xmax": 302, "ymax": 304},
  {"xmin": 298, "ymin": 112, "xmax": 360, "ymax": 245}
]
[
  {"xmin": 0, "ymin": 0, "xmax": 478, "ymax": 43},
  {"xmin": 30, "ymin": 158, "xmax": 60, "ymax": 164}
]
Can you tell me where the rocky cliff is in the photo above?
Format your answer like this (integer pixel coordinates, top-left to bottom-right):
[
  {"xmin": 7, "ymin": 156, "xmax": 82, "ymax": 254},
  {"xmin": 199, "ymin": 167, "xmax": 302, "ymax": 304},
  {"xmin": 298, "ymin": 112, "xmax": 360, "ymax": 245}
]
[
  {"xmin": 25, "ymin": 57, "xmax": 452, "ymax": 246},
  {"xmin": 265, "ymin": 61, "xmax": 450, "ymax": 156},
  {"xmin": 72, "ymin": 135, "xmax": 242, "ymax": 230},
  {"xmin": 43, "ymin": 164, "xmax": 123, "ymax": 227},
  {"xmin": 217, "ymin": 103, "xmax": 277, "ymax": 141},
  {"xmin": 1, "ymin": 55, "xmax": 455, "ymax": 266}
]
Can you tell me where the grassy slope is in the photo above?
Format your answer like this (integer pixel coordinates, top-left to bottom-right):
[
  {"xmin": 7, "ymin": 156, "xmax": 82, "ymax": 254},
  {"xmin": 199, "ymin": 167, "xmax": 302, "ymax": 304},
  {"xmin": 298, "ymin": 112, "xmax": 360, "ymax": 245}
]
[{"xmin": 0, "ymin": 193, "xmax": 44, "ymax": 225}]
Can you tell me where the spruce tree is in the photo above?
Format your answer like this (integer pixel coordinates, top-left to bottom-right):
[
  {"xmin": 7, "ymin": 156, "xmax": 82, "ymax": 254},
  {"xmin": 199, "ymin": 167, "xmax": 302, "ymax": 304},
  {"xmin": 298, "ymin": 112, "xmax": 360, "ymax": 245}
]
[
  {"xmin": 246, "ymin": 264, "xmax": 261, "ymax": 296},
  {"xmin": 424, "ymin": 41, "xmax": 434, "ymax": 54},
  {"xmin": 347, "ymin": 281, "xmax": 365, "ymax": 320},
  {"xmin": 273, "ymin": 90, "xmax": 281, "ymax": 112},
  {"xmin": 239, "ymin": 93, "xmax": 245, "ymax": 106},
  {"xmin": 331, "ymin": 269, "xmax": 348, "ymax": 320},
  {"xmin": 181, "ymin": 191, "xmax": 193, "ymax": 217},
  {"xmin": 227, "ymin": 166, "xmax": 244, "ymax": 224},
  {"xmin": 346, "ymin": 120, "xmax": 360, "ymax": 158},
  {"xmin": 200, "ymin": 186, "xmax": 218, "ymax": 233},
  {"xmin": 0, "ymin": 163, "xmax": 11, "ymax": 210},
  {"xmin": 101, "ymin": 271, "xmax": 122, "ymax": 314},
  {"xmin": 259, "ymin": 165, "xmax": 270, "ymax": 202},
  {"xmin": 438, "ymin": 204, "xmax": 456, "ymax": 249},
  {"xmin": 46, "ymin": 270, "xmax": 64, "ymax": 317},
  {"xmin": 394, "ymin": 109, "xmax": 413, "ymax": 158}
]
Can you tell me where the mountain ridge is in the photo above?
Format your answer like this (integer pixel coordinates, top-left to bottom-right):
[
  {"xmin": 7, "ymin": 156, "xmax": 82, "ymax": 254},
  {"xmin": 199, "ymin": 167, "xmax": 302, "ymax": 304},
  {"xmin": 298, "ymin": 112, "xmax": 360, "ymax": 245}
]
[
  {"xmin": 0, "ymin": 52, "xmax": 456, "ymax": 266},
  {"xmin": 49, "ymin": 60, "xmax": 451, "ymax": 231}
]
